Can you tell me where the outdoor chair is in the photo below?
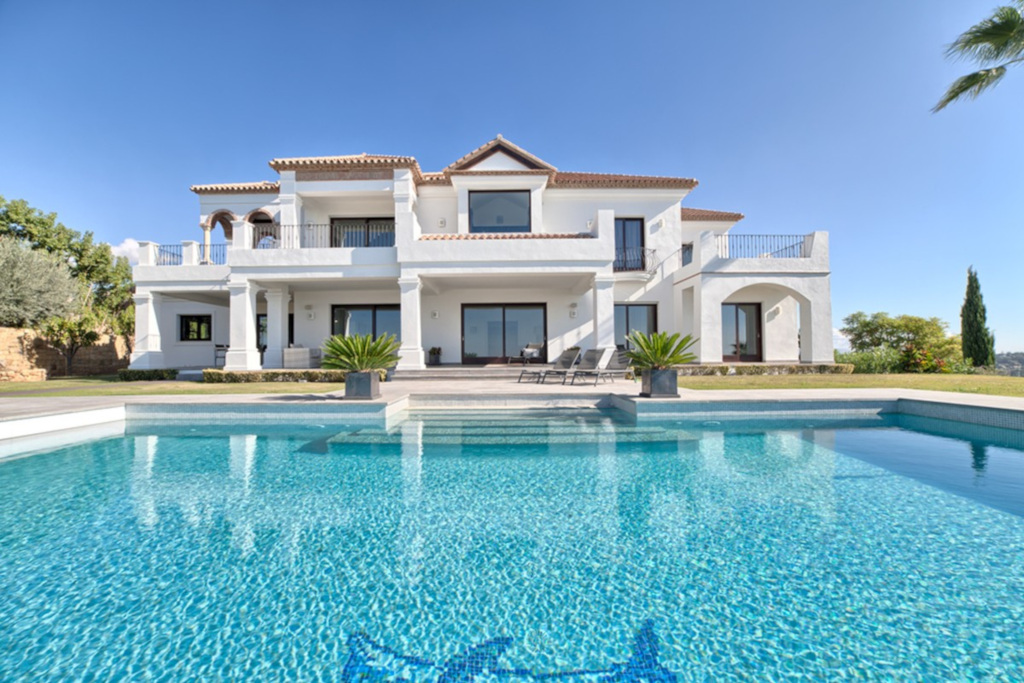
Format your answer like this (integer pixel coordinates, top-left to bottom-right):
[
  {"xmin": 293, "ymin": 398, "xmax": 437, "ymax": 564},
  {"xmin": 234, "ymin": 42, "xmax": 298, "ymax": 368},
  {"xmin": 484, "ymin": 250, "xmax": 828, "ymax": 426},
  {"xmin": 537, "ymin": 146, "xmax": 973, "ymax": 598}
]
[
  {"xmin": 567, "ymin": 348, "xmax": 615, "ymax": 385},
  {"xmin": 518, "ymin": 348, "xmax": 580, "ymax": 383},
  {"xmin": 507, "ymin": 342, "xmax": 545, "ymax": 365},
  {"xmin": 548, "ymin": 352, "xmax": 610, "ymax": 385},
  {"xmin": 571, "ymin": 349, "xmax": 631, "ymax": 385}
]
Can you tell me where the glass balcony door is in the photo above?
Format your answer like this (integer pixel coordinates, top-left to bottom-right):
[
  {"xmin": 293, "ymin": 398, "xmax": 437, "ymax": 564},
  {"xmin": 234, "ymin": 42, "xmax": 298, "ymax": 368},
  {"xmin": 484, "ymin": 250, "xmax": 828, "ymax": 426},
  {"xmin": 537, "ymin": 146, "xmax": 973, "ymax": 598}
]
[
  {"xmin": 722, "ymin": 303, "xmax": 762, "ymax": 361},
  {"xmin": 462, "ymin": 304, "xmax": 546, "ymax": 364}
]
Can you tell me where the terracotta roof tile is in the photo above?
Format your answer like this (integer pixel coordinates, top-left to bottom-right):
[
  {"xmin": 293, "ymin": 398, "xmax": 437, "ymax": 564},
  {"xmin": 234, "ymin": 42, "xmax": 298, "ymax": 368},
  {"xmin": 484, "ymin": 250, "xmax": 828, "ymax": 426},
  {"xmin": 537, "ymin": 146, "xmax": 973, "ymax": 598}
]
[
  {"xmin": 190, "ymin": 181, "xmax": 280, "ymax": 195},
  {"xmin": 268, "ymin": 153, "xmax": 423, "ymax": 177},
  {"xmin": 679, "ymin": 207, "xmax": 745, "ymax": 222},
  {"xmin": 551, "ymin": 172, "xmax": 697, "ymax": 190},
  {"xmin": 420, "ymin": 233, "xmax": 592, "ymax": 240}
]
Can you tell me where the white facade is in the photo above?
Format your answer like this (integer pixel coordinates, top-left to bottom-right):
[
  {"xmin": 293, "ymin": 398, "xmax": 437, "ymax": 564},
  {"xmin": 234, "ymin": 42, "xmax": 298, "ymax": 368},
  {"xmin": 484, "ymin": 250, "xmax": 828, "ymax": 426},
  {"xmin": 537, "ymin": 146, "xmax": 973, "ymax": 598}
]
[{"xmin": 130, "ymin": 137, "xmax": 833, "ymax": 371}]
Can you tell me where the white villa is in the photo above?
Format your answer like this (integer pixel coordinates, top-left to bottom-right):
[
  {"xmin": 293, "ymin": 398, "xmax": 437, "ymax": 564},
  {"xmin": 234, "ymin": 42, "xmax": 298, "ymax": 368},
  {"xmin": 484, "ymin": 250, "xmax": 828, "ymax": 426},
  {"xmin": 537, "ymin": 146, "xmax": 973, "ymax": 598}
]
[{"xmin": 129, "ymin": 136, "xmax": 833, "ymax": 372}]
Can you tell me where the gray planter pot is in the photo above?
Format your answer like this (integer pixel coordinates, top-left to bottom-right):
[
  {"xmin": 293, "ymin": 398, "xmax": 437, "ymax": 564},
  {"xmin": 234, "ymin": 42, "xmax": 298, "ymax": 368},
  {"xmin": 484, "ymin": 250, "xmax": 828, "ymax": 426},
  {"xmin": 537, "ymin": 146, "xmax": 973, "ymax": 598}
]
[
  {"xmin": 427, "ymin": 353, "xmax": 441, "ymax": 366},
  {"xmin": 640, "ymin": 368, "xmax": 679, "ymax": 398},
  {"xmin": 344, "ymin": 371, "xmax": 381, "ymax": 400}
]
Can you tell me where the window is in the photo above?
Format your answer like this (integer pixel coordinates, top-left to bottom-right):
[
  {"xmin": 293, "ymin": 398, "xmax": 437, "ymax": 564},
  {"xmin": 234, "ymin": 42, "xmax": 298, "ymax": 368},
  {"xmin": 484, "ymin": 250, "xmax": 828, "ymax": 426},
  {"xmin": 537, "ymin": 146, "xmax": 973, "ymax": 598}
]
[
  {"xmin": 331, "ymin": 305, "xmax": 400, "ymax": 340},
  {"xmin": 614, "ymin": 218, "xmax": 646, "ymax": 271},
  {"xmin": 256, "ymin": 314, "xmax": 294, "ymax": 348},
  {"xmin": 469, "ymin": 191, "xmax": 530, "ymax": 233},
  {"xmin": 614, "ymin": 304, "xmax": 656, "ymax": 349},
  {"xmin": 179, "ymin": 315, "xmax": 212, "ymax": 342},
  {"xmin": 722, "ymin": 303, "xmax": 762, "ymax": 362},
  {"xmin": 328, "ymin": 218, "xmax": 396, "ymax": 247}
]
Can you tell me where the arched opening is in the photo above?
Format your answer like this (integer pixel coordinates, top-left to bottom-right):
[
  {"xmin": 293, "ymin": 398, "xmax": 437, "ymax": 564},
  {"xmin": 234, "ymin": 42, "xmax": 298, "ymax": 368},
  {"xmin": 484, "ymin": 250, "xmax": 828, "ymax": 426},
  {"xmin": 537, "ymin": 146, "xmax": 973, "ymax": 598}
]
[
  {"xmin": 207, "ymin": 211, "xmax": 237, "ymax": 242},
  {"xmin": 719, "ymin": 283, "xmax": 811, "ymax": 363},
  {"xmin": 248, "ymin": 210, "xmax": 278, "ymax": 249}
]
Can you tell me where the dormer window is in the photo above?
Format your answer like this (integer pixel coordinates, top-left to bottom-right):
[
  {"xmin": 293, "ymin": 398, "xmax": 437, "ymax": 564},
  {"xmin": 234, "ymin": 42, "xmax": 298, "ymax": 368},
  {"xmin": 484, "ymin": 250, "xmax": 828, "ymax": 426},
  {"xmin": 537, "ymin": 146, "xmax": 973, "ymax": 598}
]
[{"xmin": 469, "ymin": 191, "xmax": 530, "ymax": 233}]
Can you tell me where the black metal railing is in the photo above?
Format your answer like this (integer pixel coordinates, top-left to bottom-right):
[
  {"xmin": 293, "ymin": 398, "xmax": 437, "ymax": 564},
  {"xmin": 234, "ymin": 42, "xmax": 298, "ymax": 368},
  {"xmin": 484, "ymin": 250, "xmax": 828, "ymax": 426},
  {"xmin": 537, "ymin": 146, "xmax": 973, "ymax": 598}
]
[
  {"xmin": 716, "ymin": 234, "xmax": 808, "ymax": 259},
  {"xmin": 156, "ymin": 244, "xmax": 183, "ymax": 266},
  {"xmin": 614, "ymin": 247, "xmax": 656, "ymax": 272},
  {"xmin": 202, "ymin": 244, "xmax": 227, "ymax": 265},
  {"xmin": 291, "ymin": 221, "xmax": 396, "ymax": 248}
]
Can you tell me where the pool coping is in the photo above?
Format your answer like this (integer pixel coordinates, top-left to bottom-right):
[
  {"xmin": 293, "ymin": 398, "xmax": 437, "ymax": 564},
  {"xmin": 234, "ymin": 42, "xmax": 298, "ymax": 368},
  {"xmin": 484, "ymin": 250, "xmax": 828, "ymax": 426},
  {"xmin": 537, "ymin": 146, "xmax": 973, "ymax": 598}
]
[{"xmin": 5, "ymin": 386, "xmax": 1024, "ymax": 456}]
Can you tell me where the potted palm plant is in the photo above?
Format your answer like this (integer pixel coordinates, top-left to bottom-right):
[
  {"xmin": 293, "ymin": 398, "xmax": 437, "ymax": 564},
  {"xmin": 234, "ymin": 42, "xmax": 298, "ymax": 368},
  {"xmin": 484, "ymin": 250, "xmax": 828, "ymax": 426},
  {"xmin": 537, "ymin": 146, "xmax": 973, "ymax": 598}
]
[
  {"xmin": 322, "ymin": 333, "xmax": 401, "ymax": 400},
  {"xmin": 625, "ymin": 331, "xmax": 698, "ymax": 398}
]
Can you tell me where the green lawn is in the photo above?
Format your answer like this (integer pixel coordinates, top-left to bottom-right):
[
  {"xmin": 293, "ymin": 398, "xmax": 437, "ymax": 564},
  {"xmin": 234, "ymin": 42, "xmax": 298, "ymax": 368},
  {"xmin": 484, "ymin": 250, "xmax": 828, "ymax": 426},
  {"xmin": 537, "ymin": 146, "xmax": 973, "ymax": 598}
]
[
  {"xmin": 0, "ymin": 375, "xmax": 345, "ymax": 397},
  {"xmin": 679, "ymin": 373, "xmax": 1024, "ymax": 397}
]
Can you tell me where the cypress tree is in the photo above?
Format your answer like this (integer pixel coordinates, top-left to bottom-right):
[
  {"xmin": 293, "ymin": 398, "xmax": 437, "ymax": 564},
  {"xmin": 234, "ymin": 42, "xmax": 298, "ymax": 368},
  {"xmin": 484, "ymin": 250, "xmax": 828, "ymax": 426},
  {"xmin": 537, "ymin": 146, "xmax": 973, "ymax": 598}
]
[{"xmin": 961, "ymin": 267, "xmax": 995, "ymax": 367}]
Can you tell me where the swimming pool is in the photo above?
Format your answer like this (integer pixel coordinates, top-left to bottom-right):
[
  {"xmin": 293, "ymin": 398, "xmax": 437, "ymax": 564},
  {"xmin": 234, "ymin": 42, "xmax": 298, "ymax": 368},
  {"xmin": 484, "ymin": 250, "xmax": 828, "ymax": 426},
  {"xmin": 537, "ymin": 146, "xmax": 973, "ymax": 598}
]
[{"xmin": 2, "ymin": 410, "xmax": 1024, "ymax": 679}]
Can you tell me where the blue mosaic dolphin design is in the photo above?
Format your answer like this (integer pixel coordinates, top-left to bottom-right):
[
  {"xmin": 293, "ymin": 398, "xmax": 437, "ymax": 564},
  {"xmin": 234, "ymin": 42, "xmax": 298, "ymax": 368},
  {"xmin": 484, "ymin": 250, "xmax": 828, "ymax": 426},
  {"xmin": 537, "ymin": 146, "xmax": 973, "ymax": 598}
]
[{"xmin": 340, "ymin": 620, "xmax": 677, "ymax": 682}]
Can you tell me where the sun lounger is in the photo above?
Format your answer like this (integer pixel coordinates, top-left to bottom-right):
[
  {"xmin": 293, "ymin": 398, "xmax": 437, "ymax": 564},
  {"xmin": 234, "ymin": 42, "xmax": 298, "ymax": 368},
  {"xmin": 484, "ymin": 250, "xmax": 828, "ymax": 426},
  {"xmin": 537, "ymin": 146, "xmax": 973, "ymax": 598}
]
[
  {"xmin": 571, "ymin": 349, "xmax": 630, "ymax": 385},
  {"xmin": 518, "ymin": 348, "xmax": 580, "ymax": 383},
  {"xmin": 541, "ymin": 348, "xmax": 602, "ymax": 384}
]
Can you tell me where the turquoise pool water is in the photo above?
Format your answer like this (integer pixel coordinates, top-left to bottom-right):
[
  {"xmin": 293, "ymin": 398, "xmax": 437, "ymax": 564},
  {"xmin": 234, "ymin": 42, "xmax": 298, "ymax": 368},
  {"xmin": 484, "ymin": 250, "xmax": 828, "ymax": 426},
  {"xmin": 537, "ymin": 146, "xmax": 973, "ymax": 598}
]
[{"xmin": 2, "ymin": 411, "xmax": 1024, "ymax": 679}]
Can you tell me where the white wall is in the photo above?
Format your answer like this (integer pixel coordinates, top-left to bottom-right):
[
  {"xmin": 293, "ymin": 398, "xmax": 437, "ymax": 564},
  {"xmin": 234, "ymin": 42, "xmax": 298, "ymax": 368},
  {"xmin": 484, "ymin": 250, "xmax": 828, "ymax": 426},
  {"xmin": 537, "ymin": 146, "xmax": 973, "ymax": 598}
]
[
  {"xmin": 291, "ymin": 288, "xmax": 400, "ymax": 350},
  {"xmin": 155, "ymin": 298, "xmax": 229, "ymax": 368}
]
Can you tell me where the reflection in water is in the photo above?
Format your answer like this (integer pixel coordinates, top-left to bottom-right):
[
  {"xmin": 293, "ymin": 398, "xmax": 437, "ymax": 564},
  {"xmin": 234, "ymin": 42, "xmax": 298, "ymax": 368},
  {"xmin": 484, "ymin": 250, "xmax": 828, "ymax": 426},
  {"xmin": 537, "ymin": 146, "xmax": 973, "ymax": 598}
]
[{"xmin": 971, "ymin": 441, "xmax": 988, "ymax": 475}]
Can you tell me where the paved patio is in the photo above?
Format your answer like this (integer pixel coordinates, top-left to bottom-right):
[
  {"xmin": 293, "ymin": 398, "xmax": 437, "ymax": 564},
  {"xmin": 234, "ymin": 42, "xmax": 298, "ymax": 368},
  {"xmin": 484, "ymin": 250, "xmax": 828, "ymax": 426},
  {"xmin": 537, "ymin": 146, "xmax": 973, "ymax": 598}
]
[{"xmin": 4, "ymin": 375, "xmax": 1024, "ymax": 423}]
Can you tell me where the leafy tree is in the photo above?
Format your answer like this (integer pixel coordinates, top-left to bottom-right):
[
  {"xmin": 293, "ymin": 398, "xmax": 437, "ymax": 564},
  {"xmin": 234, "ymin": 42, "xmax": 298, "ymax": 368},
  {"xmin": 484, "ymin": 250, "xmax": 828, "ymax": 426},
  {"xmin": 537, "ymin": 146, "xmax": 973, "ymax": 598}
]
[
  {"xmin": 841, "ymin": 312, "xmax": 963, "ymax": 365},
  {"xmin": 37, "ymin": 313, "xmax": 101, "ymax": 376},
  {"xmin": 0, "ymin": 195, "xmax": 134, "ymax": 340},
  {"xmin": 935, "ymin": 1, "xmax": 1024, "ymax": 111},
  {"xmin": 961, "ymin": 267, "xmax": 996, "ymax": 366},
  {"xmin": 0, "ymin": 236, "xmax": 83, "ymax": 327}
]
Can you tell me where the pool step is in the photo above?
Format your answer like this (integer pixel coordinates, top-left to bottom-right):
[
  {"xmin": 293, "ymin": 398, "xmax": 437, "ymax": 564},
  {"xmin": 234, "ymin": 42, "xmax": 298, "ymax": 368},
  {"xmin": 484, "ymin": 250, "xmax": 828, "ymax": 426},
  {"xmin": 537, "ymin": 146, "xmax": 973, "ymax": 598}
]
[{"xmin": 326, "ymin": 423, "xmax": 696, "ymax": 447}]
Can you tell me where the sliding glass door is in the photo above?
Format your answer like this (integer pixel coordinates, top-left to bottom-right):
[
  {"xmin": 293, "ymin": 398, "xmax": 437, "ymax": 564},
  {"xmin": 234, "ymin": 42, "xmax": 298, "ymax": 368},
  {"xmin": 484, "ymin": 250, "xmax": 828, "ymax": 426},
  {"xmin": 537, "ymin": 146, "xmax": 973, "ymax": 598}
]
[
  {"xmin": 462, "ymin": 304, "xmax": 546, "ymax": 364},
  {"xmin": 722, "ymin": 303, "xmax": 762, "ymax": 361}
]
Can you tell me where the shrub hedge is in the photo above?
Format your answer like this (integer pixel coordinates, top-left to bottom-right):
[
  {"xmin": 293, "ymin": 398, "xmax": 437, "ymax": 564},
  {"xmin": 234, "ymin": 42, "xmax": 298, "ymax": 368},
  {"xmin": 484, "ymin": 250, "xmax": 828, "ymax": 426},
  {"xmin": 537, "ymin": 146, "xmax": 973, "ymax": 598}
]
[
  {"xmin": 117, "ymin": 369, "xmax": 179, "ymax": 381},
  {"xmin": 202, "ymin": 369, "xmax": 350, "ymax": 383}
]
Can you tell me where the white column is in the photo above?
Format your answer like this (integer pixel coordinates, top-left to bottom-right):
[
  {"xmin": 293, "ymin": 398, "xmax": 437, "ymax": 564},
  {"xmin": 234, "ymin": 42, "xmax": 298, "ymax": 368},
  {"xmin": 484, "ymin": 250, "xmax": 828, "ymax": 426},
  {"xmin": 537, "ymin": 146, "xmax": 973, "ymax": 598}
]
[
  {"xmin": 397, "ymin": 276, "xmax": 424, "ymax": 369},
  {"xmin": 201, "ymin": 227, "xmax": 213, "ymax": 263},
  {"xmin": 129, "ymin": 291, "xmax": 164, "ymax": 369},
  {"xmin": 264, "ymin": 288, "xmax": 290, "ymax": 369},
  {"xmin": 698, "ymin": 281, "xmax": 723, "ymax": 363},
  {"xmin": 800, "ymin": 287, "xmax": 835, "ymax": 363},
  {"xmin": 591, "ymin": 275, "xmax": 616, "ymax": 350},
  {"xmin": 137, "ymin": 241, "xmax": 157, "ymax": 266},
  {"xmin": 225, "ymin": 279, "xmax": 261, "ymax": 370}
]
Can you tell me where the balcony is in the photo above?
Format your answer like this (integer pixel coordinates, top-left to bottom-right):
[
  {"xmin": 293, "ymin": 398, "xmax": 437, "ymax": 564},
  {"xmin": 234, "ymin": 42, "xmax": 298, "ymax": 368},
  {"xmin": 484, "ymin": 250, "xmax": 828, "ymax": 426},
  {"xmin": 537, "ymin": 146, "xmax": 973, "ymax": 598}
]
[
  {"xmin": 613, "ymin": 247, "xmax": 656, "ymax": 273},
  {"xmin": 255, "ymin": 221, "xmax": 396, "ymax": 249},
  {"xmin": 716, "ymin": 234, "xmax": 810, "ymax": 259}
]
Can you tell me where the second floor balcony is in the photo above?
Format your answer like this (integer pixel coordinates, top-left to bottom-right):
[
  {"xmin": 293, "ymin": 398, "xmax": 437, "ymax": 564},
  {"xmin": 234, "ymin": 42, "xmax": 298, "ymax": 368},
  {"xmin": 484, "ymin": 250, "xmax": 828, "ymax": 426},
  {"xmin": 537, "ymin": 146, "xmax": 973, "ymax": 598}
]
[{"xmin": 253, "ymin": 220, "xmax": 396, "ymax": 249}]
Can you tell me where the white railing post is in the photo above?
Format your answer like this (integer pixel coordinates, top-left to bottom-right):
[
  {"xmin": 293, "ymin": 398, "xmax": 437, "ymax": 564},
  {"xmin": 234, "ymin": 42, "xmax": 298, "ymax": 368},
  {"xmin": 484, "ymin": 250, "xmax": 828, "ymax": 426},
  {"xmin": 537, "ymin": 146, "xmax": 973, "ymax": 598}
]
[
  {"xmin": 138, "ymin": 241, "xmax": 157, "ymax": 266},
  {"xmin": 181, "ymin": 241, "xmax": 200, "ymax": 266}
]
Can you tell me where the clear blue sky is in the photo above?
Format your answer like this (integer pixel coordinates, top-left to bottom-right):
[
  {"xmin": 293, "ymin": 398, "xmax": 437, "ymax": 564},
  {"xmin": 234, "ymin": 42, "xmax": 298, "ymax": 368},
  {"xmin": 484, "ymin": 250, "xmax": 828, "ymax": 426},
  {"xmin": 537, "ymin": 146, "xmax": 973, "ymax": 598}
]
[{"xmin": 2, "ymin": 1, "xmax": 1022, "ymax": 350}]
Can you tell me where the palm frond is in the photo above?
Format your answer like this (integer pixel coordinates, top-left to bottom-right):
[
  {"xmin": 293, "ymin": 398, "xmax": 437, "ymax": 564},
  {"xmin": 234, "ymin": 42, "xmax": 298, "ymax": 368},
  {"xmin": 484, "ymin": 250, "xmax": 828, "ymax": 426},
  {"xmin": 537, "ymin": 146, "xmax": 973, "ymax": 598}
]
[
  {"xmin": 625, "ymin": 331, "xmax": 698, "ymax": 369},
  {"xmin": 933, "ymin": 66, "xmax": 1007, "ymax": 111},
  {"xmin": 322, "ymin": 333, "xmax": 401, "ymax": 371},
  {"xmin": 946, "ymin": 4, "xmax": 1024, "ymax": 63}
]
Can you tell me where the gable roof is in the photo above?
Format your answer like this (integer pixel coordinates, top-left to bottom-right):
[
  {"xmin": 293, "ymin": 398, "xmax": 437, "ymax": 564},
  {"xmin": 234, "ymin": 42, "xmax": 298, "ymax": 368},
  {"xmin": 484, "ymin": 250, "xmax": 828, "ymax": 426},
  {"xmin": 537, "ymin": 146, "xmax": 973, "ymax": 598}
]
[
  {"xmin": 193, "ymin": 140, "xmax": 699, "ymax": 194},
  {"xmin": 679, "ymin": 207, "xmax": 744, "ymax": 222},
  {"xmin": 445, "ymin": 135, "xmax": 557, "ymax": 172}
]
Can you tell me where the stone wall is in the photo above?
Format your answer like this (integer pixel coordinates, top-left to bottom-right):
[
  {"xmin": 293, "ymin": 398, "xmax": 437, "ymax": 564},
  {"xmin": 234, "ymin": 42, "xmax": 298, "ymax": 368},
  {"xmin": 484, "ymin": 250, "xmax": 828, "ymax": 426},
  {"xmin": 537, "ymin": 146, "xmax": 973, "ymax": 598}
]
[{"xmin": 0, "ymin": 327, "xmax": 131, "ymax": 381}]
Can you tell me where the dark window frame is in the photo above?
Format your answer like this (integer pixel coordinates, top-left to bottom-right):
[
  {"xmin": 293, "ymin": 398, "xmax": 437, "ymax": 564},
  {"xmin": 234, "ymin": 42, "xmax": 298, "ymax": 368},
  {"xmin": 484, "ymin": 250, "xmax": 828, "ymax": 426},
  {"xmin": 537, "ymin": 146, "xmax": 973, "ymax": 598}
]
[
  {"xmin": 330, "ymin": 304, "xmax": 401, "ymax": 340},
  {"xmin": 614, "ymin": 217, "xmax": 646, "ymax": 271},
  {"xmin": 327, "ymin": 217, "xmax": 396, "ymax": 248},
  {"xmin": 468, "ymin": 190, "xmax": 532, "ymax": 233},
  {"xmin": 614, "ymin": 304, "xmax": 658, "ymax": 349},
  {"xmin": 721, "ymin": 303, "xmax": 763, "ymax": 362},
  {"xmin": 179, "ymin": 314, "xmax": 213, "ymax": 342},
  {"xmin": 461, "ymin": 303, "xmax": 547, "ymax": 364}
]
